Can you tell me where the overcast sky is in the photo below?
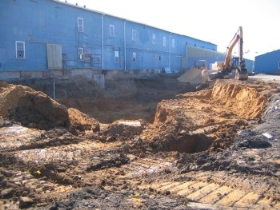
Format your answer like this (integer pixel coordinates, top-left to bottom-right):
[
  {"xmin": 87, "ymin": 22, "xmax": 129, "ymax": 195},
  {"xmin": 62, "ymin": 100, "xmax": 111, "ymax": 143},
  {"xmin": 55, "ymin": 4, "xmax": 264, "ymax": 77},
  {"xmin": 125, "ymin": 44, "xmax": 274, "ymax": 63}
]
[{"xmin": 66, "ymin": 0, "xmax": 280, "ymax": 60}]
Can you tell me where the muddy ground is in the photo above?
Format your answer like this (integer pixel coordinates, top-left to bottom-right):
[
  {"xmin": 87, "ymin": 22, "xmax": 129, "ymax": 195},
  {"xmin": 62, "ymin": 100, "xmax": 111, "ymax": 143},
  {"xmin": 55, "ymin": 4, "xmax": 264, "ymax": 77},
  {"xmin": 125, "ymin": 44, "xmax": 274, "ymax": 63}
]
[{"xmin": 0, "ymin": 73, "xmax": 280, "ymax": 209}]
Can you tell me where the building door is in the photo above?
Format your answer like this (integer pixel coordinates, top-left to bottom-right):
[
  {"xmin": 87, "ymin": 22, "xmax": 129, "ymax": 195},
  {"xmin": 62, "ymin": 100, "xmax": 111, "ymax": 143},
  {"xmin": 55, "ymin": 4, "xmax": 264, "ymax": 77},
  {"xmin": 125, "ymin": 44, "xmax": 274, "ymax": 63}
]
[{"xmin": 47, "ymin": 44, "xmax": 62, "ymax": 69}]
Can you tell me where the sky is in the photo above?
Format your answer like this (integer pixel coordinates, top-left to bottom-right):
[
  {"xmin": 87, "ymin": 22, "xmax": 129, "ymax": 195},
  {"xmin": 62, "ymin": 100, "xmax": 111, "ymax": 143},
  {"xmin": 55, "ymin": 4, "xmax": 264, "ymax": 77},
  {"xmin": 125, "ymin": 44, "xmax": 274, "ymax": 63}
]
[{"xmin": 66, "ymin": 0, "xmax": 280, "ymax": 60}]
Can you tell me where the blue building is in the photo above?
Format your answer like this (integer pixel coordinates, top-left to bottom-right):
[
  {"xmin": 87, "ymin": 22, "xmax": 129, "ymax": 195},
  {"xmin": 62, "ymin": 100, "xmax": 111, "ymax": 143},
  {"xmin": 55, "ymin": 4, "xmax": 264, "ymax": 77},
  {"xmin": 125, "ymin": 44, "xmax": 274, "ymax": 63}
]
[
  {"xmin": 0, "ymin": 0, "xmax": 218, "ymax": 78},
  {"xmin": 254, "ymin": 50, "xmax": 280, "ymax": 74}
]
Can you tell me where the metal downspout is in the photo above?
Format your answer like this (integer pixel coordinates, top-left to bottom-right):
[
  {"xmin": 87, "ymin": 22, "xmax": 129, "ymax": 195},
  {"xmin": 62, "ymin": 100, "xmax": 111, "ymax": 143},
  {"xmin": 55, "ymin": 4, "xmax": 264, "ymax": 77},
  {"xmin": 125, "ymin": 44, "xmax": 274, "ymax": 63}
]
[
  {"xmin": 124, "ymin": 20, "xmax": 127, "ymax": 71},
  {"xmin": 169, "ymin": 32, "xmax": 171, "ymax": 69},
  {"xmin": 101, "ymin": 13, "xmax": 105, "ymax": 70}
]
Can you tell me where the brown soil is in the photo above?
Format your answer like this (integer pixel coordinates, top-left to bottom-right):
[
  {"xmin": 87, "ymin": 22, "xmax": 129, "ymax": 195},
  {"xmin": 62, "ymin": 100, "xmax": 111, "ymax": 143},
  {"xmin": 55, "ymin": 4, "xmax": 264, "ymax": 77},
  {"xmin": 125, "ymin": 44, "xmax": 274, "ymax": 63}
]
[{"xmin": 0, "ymin": 75, "xmax": 280, "ymax": 209}]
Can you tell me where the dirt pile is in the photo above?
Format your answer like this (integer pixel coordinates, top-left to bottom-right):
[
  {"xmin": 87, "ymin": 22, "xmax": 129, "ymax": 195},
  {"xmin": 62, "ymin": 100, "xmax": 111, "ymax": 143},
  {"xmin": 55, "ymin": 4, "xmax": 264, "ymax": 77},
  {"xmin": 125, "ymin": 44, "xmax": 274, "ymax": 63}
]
[
  {"xmin": 143, "ymin": 79, "xmax": 268, "ymax": 153},
  {"xmin": 177, "ymin": 68, "xmax": 204, "ymax": 84},
  {"xmin": 211, "ymin": 80, "xmax": 267, "ymax": 119},
  {"xmin": 103, "ymin": 120, "xmax": 145, "ymax": 140},
  {"xmin": 0, "ymin": 83, "xmax": 99, "ymax": 132},
  {"xmin": 154, "ymin": 79, "xmax": 266, "ymax": 126}
]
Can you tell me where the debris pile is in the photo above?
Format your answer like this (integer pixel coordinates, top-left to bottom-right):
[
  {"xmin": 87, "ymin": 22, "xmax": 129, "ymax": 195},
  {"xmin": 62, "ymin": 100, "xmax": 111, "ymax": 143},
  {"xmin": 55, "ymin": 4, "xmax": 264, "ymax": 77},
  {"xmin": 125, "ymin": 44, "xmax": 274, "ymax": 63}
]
[{"xmin": 0, "ymin": 83, "xmax": 99, "ymax": 132}]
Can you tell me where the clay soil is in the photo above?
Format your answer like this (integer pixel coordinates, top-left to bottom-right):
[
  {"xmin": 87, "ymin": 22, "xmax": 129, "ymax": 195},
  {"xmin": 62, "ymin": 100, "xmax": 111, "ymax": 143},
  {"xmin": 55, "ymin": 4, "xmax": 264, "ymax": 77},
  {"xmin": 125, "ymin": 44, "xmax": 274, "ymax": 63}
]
[{"xmin": 0, "ymin": 74, "xmax": 280, "ymax": 209}]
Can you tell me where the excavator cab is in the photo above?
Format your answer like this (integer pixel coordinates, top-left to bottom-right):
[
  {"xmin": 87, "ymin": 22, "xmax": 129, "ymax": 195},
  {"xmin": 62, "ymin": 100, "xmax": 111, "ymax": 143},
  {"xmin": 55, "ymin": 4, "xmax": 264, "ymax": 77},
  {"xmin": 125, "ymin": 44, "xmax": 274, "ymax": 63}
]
[{"xmin": 232, "ymin": 57, "xmax": 239, "ymax": 69}]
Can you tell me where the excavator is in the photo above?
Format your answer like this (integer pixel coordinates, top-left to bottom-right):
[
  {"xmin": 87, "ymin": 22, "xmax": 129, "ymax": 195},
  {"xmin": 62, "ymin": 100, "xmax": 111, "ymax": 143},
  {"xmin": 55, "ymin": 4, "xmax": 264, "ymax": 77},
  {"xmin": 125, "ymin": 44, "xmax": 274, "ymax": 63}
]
[{"xmin": 202, "ymin": 26, "xmax": 248, "ymax": 81}]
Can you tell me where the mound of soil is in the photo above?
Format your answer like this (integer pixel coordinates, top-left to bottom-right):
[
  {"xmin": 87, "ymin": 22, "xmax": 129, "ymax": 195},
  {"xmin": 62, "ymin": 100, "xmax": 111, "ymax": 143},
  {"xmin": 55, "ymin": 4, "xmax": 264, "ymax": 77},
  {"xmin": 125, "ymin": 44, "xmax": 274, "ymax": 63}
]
[
  {"xmin": 103, "ymin": 120, "xmax": 144, "ymax": 140},
  {"xmin": 177, "ymin": 68, "xmax": 204, "ymax": 84},
  {"xmin": 0, "ymin": 84, "xmax": 99, "ymax": 132},
  {"xmin": 142, "ymin": 79, "xmax": 268, "ymax": 153}
]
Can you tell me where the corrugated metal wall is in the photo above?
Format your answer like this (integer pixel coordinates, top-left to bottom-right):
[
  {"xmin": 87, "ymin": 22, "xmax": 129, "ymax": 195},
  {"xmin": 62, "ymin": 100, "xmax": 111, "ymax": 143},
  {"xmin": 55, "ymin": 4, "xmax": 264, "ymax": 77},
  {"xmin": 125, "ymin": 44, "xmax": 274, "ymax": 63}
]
[
  {"xmin": 254, "ymin": 50, "xmax": 280, "ymax": 74},
  {"xmin": 0, "ymin": 0, "xmax": 217, "ymax": 72},
  {"xmin": 186, "ymin": 46, "xmax": 225, "ymax": 70}
]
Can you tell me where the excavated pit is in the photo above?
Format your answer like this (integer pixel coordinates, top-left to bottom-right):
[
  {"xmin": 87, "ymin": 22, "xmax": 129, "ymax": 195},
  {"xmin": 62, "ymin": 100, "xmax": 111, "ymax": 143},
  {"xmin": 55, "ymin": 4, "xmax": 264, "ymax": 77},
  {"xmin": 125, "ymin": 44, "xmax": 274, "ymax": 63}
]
[
  {"xmin": 1, "ymin": 75, "xmax": 278, "ymax": 210},
  {"xmin": 156, "ymin": 134, "xmax": 215, "ymax": 153}
]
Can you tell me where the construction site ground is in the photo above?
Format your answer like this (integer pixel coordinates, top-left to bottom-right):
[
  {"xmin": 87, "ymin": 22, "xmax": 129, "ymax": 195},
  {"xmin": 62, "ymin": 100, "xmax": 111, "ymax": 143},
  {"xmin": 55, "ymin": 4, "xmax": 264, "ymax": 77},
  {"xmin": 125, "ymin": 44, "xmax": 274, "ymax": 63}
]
[{"xmin": 0, "ymin": 71, "xmax": 280, "ymax": 210}]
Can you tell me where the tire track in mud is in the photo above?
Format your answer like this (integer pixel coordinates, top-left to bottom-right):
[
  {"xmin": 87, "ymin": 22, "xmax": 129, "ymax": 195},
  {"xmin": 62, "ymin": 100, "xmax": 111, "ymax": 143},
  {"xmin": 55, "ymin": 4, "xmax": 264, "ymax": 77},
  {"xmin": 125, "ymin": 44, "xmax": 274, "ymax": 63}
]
[
  {"xmin": 77, "ymin": 153, "xmax": 280, "ymax": 209},
  {"xmin": 137, "ymin": 170, "xmax": 280, "ymax": 209}
]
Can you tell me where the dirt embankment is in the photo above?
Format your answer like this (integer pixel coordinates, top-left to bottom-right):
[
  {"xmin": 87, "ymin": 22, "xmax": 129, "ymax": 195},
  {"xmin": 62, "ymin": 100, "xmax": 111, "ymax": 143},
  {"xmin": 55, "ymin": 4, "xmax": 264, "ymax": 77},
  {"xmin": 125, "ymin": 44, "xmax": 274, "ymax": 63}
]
[
  {"xmin": 142, "ymin": 79, "xmax": 267, "ymax": 153},
  {"xmin": 0, "ymin": 82, "xmax": 99, "ymax": 132}
]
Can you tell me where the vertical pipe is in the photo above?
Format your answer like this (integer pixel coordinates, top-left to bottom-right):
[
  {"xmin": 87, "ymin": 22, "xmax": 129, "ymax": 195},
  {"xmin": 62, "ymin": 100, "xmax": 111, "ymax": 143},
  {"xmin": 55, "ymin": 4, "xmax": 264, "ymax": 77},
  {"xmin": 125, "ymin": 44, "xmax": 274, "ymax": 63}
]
[
  {"xmin": 124, "ymin": 20, "xmax": 126, "ymax": 71},
  {"xmin": 101, "ymin": 14, "xmax": 105, "ymax": 70},
  {"xmin": 52, "ymin": 78, "xmax": 56, "ymax": 100},
  {"xmin": 169, "ymin": 32, "xmax": 171, "ymax": 69}
]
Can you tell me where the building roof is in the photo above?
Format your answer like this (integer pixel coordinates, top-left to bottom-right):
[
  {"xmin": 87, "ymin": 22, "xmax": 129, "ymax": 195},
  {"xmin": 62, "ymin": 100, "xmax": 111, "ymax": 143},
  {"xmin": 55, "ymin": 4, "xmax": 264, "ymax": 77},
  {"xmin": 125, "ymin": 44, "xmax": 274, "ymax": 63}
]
[{"xmin": 255, "ymin": 49, "xmax": 280, "ymax": 58}]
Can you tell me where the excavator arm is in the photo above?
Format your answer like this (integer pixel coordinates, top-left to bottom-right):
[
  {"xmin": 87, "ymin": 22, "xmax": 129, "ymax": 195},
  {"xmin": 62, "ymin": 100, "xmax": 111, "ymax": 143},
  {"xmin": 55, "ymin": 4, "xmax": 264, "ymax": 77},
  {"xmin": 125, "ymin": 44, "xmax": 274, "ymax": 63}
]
[
  {"xmin": 223, "ymin": 26, "xmax": 243, "ymax": 70},
  {"xmin": 222, "ymin": 26, "xmax": 248, "ymax": 80},
  {"xmin": 201, "ymin": 26, "xmax": 248, "ymax": 81}
]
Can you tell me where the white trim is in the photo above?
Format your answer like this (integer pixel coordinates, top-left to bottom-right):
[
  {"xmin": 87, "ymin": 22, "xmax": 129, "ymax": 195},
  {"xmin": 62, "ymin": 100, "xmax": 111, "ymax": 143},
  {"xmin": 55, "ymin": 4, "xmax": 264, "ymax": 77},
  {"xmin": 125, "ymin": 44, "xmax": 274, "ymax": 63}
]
[
  {"xmin": 163, "ymin": 36, "xmax": 166, "ymax": 47},
  {"xmin": 172, "ymin": 38, "xmax": 175, "ymax": 48},
  {"xmin": 114, "ymin": 50, "xmax": 119, "ymax": 62},
  {"xmin": 78, "ymin": 47, "xmax": 84, "ymax": 60},
  {"xmin": 152, "ymin": 34, "xmax": 156, "ymax": 44},
  {"xmin": 132, "ymin": 52, "xmax": 136, "ymax": 61},
  {"xmin": 132, "ymin": 29, "xmax": 136, "ymax": 41},
  {"xmin": 109, "ymin": 24, "xmax": 115, "ymax": 37},
  {"xmin": 77, "ymin": 17, "xmax": 84, "ymax": 32},
  {"xmin": 15, "ymin": 41, "xmax": 25, "ymax": 59}
]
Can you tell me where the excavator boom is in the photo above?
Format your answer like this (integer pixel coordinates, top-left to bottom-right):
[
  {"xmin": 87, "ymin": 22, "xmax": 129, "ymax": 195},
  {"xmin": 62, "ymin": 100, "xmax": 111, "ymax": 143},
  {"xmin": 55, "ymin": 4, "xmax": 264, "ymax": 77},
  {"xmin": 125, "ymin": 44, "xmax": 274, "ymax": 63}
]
[
  {"xmin": 223, "ymin": 26, "xmax": 243, "ymax": 70},
  {"xmin": 204, "ymin": 26, "xmax": 248, "ymax": 81}
]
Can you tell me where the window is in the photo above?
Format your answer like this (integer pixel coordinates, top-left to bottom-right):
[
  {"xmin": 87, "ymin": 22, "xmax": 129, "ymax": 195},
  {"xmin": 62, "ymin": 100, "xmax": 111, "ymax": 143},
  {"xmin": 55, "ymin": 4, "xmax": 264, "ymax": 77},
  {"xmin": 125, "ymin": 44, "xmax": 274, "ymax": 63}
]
[
  {"xmin": 159, "ymin": 55, "xmax": 161, "ymax": 62},
  {"xmin": 78, "ymin": 47, "xmax": 83, "ymax": 60},
  {"xmin": 77, "ymin": 17, "xmax": 84, "ymax": 32},
  {"xmin": 115, "ymin": 51, "xmax": 119, "ymax": 62},
  {"xmin": 109, "ymin": 24, "xmax": 115, "ymax": 37},
  {"xmin": 132, "ymin": 52, "xmax": 136, "ymax": 62},
  {"xmin": 278, "ymin": 61, "xmax": 280, "ymax": 69},
  {"xmin": 16, "ymin": 41, "xmax": 25, "ymax": 59},
  {"xmin": 172, "ymin": 39, "xmax": 175, "ymax": 48},
  {"xmin": 163, "ymin": 36, "xmax": 166, "ymax": 47},
  {"xmin": 152, "ymin": 34, "xmax": 156, "ymax": 44},
  {"xmin": 132, "ymin": 29, "xmax": 137, "ymax": 41}
]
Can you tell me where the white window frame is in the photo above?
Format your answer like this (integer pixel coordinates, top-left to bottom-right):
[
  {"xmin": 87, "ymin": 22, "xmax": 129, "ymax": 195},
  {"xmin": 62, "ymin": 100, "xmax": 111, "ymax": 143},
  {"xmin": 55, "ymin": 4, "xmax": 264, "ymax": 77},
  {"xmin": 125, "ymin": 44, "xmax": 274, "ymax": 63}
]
[
  {"xmin": 132, "ymin": 29, "xmax": 137, "ymax": 41},
  {"xmin": 115, "ymin": 50, "xmax": 119, "ymax": 62},
  {"xmin": 77, "ymin": 17, "xmax": 84, "ymax": 32},
  {"xmin": 172, "ymin": 38, "xmax": 175, "ymax": 48},
  {"xmin": 163, "ymin": 36, "xmax": 166, "ymax": 47},
  {"xmin": 152, "ymin": 34, "xmax": 156, "ymax": 44},
  {"xmin": 109, "ymin": 24, "xmax": 115, "ymax": 37},
  {"xmin": 78, "ymin": 47, "xmax": 84, "ymax": 60},
  {"xmin": 132, "ymin": 52, "xmax": 136, "ymax": 62},
  {"xmin": 16, "ymin": 41, "xmax": 25, "ymax": 59}
]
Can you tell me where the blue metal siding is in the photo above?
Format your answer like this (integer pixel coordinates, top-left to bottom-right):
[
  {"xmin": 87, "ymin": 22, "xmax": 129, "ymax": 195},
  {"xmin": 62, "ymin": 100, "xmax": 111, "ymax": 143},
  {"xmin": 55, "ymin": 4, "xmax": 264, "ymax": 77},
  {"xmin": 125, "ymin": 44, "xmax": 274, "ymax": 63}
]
[
  {"xmin": 0, "ymin": 0, "xmax": 217, "ymax": 72},
  {"xmin": 254, "ymin": 50, "xmax": 280, "ymax": 74},
  {"xmin": 244, "ymin": 59, "xmax": 254, "ymax": 73}
]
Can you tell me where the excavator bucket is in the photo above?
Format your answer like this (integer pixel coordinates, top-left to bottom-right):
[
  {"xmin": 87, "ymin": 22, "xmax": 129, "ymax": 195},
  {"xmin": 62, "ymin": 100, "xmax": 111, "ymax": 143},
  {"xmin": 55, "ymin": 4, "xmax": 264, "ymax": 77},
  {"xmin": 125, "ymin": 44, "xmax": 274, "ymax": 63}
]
[{"xmin": 235, "ymin": 69, "xmax": 248, "ymax": 80}]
